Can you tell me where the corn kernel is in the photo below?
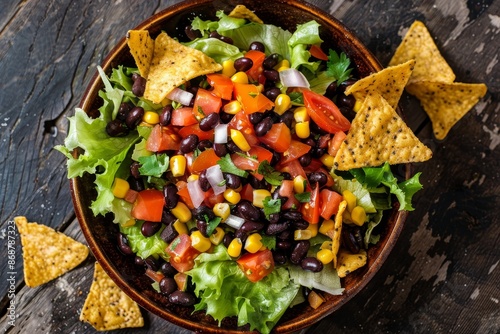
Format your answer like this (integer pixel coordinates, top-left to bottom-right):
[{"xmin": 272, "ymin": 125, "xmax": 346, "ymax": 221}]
[
  {"xmin": 244, "ymin": 233, "xmax": 263, "ymax": 253},
  {"xmin": 143, "ymin": 111, "xmax": 160, "ymax": 125},
  {"xmin": 227, "ymin": 237, "xmax": 243, "ymax": 257},
  {"xmin": 305, "ymin": 223, "xmax": 318, "ymax": 238},
  {"xmin": 320, "ymin": 240, "xmax": 333, "ymax": 250},
  {"xmin": 353, "ymin": 98, "xmax": 363, "ymax": 112},
  {"xmin": 342, "ymin": 190, "xmax": 357, "ymax": 212},
  {"xmin": 274, "ymin": 93, "xmax": 291, "ymax": 115},
  {"xmin": 173, "ymin": 219, "xmax": 188, "ymax": 235},
  {"xmin": 161, "ymin": 97, "xmax": 172, "ymax": 107},
  {"xmin": 350, "ymin": 206, "xmax": 367, "ymax": 226},
  {"xmin": 222, "ymin": 59, "xmax": 236, "ymax": 77},
  {"xmin": 231, "ymin": 71, "xmax": 249, "ymax": 84},
  {"xmin": 343, "ymin": 209, "xmax": 352, "ymax": 222},
  {"xmin": 230, "ymin": 129, "xmax": 251, "ymax": 151},
  {"xmin": 187, "ymin": 174, "xmax": 199, "ymax": 182},
  {"xmin": 112, "ymin": 178, "xmax": 130, "ymax": 198},
  {"xmin": 274, "ymin": 59, "xmax": 290, "ymax": 72},
  {"xmin": 293, "ymin": 175, "xmax": 307, "ymax": 194},
  {"xmin": 171, "ymin": 202, "xmax": 192, "ymax": 223},
  {"xmin": 319, "ymin": 219, "xmax": 334, "ymax": 235},
  {"xmin": 252, "ymin": 189, "xmax": 271, "ymax": 208},
  {"xmin": 317, "ymin": 249, "xmax": 334, "ymax": 264},
  {"xmin": 293, "ymin": 107, "xmax": 310, "ymax": 122},
  {"xmin": 191, "ymin": 230, "xmax": 212, "ymax": 252},
  {"xmin": 213, "ymin": 202, "xmax": 231, "ymax": 221},
  {"xmin": 170, "ymin": 155, "xmax": 187, "ymax": 177},
  {"xmin": 320, "ymin": 153, "xmax": 335, "ymax": 169},
  {"xmin": 295, "ymin": 121, "xmax": 310, "ymax": 139},
  {"xmin": 120, "ymin": 218, "xmax": 136, "ymax": 227},
  {"xmin": 223, "ymin": 100, "xmax": 242, "ymax": 115},
  {"xmin": 209, "ymin": 227, "xmax": 225, "ymax": 245},
  {"xmin": 224, "ymin": 188, "xmax": 241, "ymax": 205},
  {"xmin": 294, "ymin": 229, "xmax": 313, "ymax": 240}
]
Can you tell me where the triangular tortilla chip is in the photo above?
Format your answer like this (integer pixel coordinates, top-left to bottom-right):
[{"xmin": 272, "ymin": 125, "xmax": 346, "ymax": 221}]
[
  {"xmin": 127, "ymin": 30, "xmax": 154, "ymax": 78},
  {"xmin": 80, "ymin": 262, "xmax": 144, "ymax": 331},
  {"xmin": 326, "ymin": 201, "xmax": 347, "ymax": 269},
  {"xmin": 14, "ymin": 216, "xmax": 89, "ymax": 288},
  {"xmin": 388, "ymin": 20, "xmax": 455, "ymax": 83},
  {"xmin": 344, "ymin": 60, "xmax": 415, "ymax": 110},
  {"xmin": 333, "ymin": 93, "xmax": 432, "ymax": 170},
  {"xmin": 229, "ymin": 5, "xmax": 264, "ymax": 24},
  {"xmin": 144, "ymin": 32, "xmax": 223, "ymax": 103},
  {"xmin": 406, "ymin": 81, "xmax": 487, "ymax": 140}
]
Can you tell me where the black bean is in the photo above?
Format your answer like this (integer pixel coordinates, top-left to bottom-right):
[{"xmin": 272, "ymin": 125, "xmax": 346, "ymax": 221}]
[
  {"xmin": 197, "ymin": 139, "xmax": 212, "ymax": 151},
  {"xmin": 163, "ymin": 184, "xmax": 179, "ymax": 209},
  {"xmin": 281, "ymin": 211, "xmax": 303, "ymax": 221},
  {"xmin": 249, "ymin": 41, "xmax": 265, "ymax": 52},
  {"xmin": 134, "ymin": 256, "xmax": 145, "ymax": 266},
  {"xmin": 263, "ymin": 69, "xmax": 279, "ymax": 82},
  {"xmin": 199, "ymin": 113, "xmax": 219, "ymax": 131},
  {"xmin": 263, "ymin": 53, "xmax": 280, "ymax": 70},
  {"xmin": 281, "ymin": 172, "xmax": 292, "ymax": 180},
  {"xmin": 277, "ymin": 229, "xmax": 292, "ymax": 240},
  {"xmin": 268, "ymin": 213, "xmax": 280, "ymax": 224},
  {"xmin": 299, "ymin": 153, "xmax": 312, "ymax": 167},
  {"xmin": 265, "ymin": 222, "xmax": 289, "ymax": 235},
  {"xmin": 249, "ymin": 112, "xmax": 265, "ymax": 125},
  {"xmin": 263, "ymin": 87, "xmax": 281, "ymax": 101},
  {"xmin": 160, "ymin": 262, "xmax": 178, "ymax": 277},
  {"xmin": 132, "ymin": 75, "xmax": 146, "ymax": 97},
  {"xmin": 308, "ymin": 172, "xmax": 327, "ymax": 187},
  {"xmin": 311, "ymin": 147, "xmax": 326, "ymax": 159},
  {"xmin": 234, "ymin": 57, "xmax": 253, "ymax": 72},
  {"xmin": 160, "ymin": 222, "xmax": 178, "ymax": 243},
  {"xmin": 310, "ymin": 120, "xmax": 328, "ymax": 135},
  {"xmin": 192, "ymin": 205, "xmax": 215, "ymax": 221},
  {"xmin": 337, "ymin": 94, "xmax": 356, "ymax": 109},
  {"xmin": 128, "ymin": 173, "xmax": 144, "ymax": 191},
  {"xmin": 342, "ymin": 226, "xmax": 363, "ymax": 254},
  {"xmin": 132, "ymin": 72, "xmax": 141, "ymax": 82},
  {"xmin": 280, "ymin": 110, "xmax": 294, "ymax": 129},
  {"xmin": 141, "ymin": 221, "xmax": 161, "ymax": 237},
  {"xmin": 198, "ymin": 170, "xmax": 211, "ymax": 192},
  {"xmin": 159, "ymin": 277, "xmax": 177, "ymax": 295},
  {"xmin": 248, "ymin": 174, "xmax": 267, "ymax": 189},
  {"xmin": 161, "ymin": 208, "xmax": 177, "ymax": 225},
  {"xmin": 300, "ymin": 257, "xmax": 324, "ymax": 272},
  {"xmin": 185, "ymin": 25, "xmax": 201, "ymax": 40},
  {"xmin": 159, "ymin": 105, "xmax": 172, "ymax": 126},
  {"xmin": 130, "ymin": 161, "xmax": 141, "ymax": 179},
  {"xmin": 224, "ymin": 173, "xmax": 241, "ymax": 189},
  {"xmin": 220, "ymin": 35, "xmax": 233, "ymax": 44},
  {"xmin": 223, "ymin": 231, "xmax": 235, "ymax": 248},
  {"xmin": 325, "ymin": 81, "xmax": 338, "ymax": 98},
  {"xmin": 290, "ymin": 240, "xmax": 310, "ymax": 264},
  {"xmin": 219, "ymin": 110, "xmax": 234, "ymax": 123},
  {"xmin": 276, "ymin": 240, "xmax": 292, "ymax": 250},
  {"xmin": 117, "ymin": 102, "xmax": 132, "ymax": 121},
  {"xmin": 237, "ymin": 200, "xmax": 261, "ymax": 221},
  {"xmin": 169, "ymin": 290, "xmax": 196, "ymax": 306},
  {"xmin": 338, "ymin": 78, "xmax": 358, "ymax": 93},
  {"xmin": 126, "ymin": 106, "xmax": 144, "ymax": 129},
  {"xmin": 292, "ymin": 219, "xmax": 309, "ymax": 230},
  {"xmin": 213, "ymin": 143, "xmax": 228, "ymax": 157},
  {"xmin": 117, "ymin": 233, "xmax": 133, "ymax": 255},
  {"xmin": 196, "ymin": 220, "xmax": 209, "ymax": 237},
  {"xmin": 273, "ymin": 251, "xmax": 287, "ymax": 265},
  {"xmin": 144, "ymin": 256, "xmax": 159, "ymax": 271},
  {"xmin": 106, "ymin": 119, "xmax": 129, "ymax": 137},
  {"xmin": 226, "ymin": 140, "xmax": 242, "ymax": 154},
  {"xmin": 180, "ymin": 134, "xmax": 199, "ymax": 153},
  {"xmin": 254, "ymin": 117, "xmax": 273, "ymax": 137},
  {"xmin": 239, "ymin": 221, "xmax": 265, "ymax": 234},
  {"xmin": 340, "ymin": 106, "xmax": 356, "ymax": 122}
]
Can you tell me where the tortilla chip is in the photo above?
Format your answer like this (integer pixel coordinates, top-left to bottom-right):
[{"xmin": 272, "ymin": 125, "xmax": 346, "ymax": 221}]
[
  {"xmin": 229, "ymin": 5, "xmax": 264, "ymax": 24},
  {"xmin": 406, "ymin": 81, "xmax": 487, "ymax": 140},
  {"xmin": 333, "ymin": 93, "xmax": 432, "ymax": 170},
  {"xmin": 127, "ymin": 30, "xmax": 154, "ymax": 78},
  {"xmin": 345, "ymin": 60, "xmax": 415, "ymax": 109},
  {"xmin": 14, "ymin": 216, "xmax": 89, "ymax": 288},
  {"xmin": 336, "ymin": 249, "xmax": 367, "ymax": 278},
  {"xmin": 80, "ymin": 262, "xmax": 144, "ymax": 331},
  {"xmin": 388, "ymin": 20, "xmax": 455, "ymax": 83},
  {"xmin": 144, "ymin": 32, "xmax": 223, "ymax": 103},
  {"xmin": 326, "ymin": 200, "xmax": 347, "ymax": 269}
]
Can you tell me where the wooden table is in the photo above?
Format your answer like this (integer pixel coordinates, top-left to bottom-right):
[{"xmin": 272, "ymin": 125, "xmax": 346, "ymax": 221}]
[{"xmin": 1, "ymin": 0, "xmax": 498, "ymax": 333}]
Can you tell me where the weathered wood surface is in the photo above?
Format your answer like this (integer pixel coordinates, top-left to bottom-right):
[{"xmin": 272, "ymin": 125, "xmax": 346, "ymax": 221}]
[{"xmin": 1, "ymin": 0, "xmax": 498, "ymax": 333}]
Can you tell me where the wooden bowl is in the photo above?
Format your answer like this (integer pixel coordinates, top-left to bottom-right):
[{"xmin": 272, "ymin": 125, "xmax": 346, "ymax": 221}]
[{"xmin": 71, "ymin": 0, "xmax": 409, "ymax": 332}]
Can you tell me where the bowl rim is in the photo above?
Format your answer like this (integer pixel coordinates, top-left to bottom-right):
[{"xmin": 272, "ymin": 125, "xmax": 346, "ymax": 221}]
[{"xmin": 72, "ymin": 0, "xmax": 409, "ymax": 332}]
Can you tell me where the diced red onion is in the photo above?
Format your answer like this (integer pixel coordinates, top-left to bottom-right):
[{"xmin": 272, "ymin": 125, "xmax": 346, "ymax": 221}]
[
  {"xmin": 279, "ymin": 68, "xmax": 310, "ymax": 88},
  {"xmin": 225, "ymin": 214, "xmax": 245, "ymax": 229},
  {"xmin": 187, "ymin": 179, "xmax": 205, "ymax": 208},
  {"xmin": 166, "ymin": 87, "xmax": 194, "ymax": 106},
  {"xmin": 206, "ymin": 165, "xmax": 226, "ymax": 195},
  {"xmin": 214, "ymin": 124, "xmax": 228, "ymax": 144}
]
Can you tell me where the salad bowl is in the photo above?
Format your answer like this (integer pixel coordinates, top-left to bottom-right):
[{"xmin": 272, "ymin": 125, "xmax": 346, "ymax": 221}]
[{"xmin": 71, "ymin": 0, "xmax": 410, "ymax": 332}]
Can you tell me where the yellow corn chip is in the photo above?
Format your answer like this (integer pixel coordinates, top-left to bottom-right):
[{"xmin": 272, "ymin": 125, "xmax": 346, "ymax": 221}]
[
  {"xmin": 336, "ymin": 249, "xmax": 367, "ymax": 278},
  {"xmin": 144, "ymin": 32, "xmax": 222, "ymax": 103},
  {"xmin": 14, "ymin": 216, "xmax": 89, "ymax": 288},
  {"xmin": 345, "ymin": 60, "xmax": 415, "ymax": 110},
  {"xmin": 127, "ymin": 30, "xmax": 154, "ymax": 78},
  {"xmin": 333, "ymin": 93, "xmax": 432, "ymax": 170},
  {"xmin": 388, "ymin": 20, "xmax": 455, "ymax": 83},
  {"xmin": 229, "ymin": 5, "xmax": 264, "ymax": 24},
  {"xmin": 80, "ymin": 262, "xmax": 144, "ymax": 331},
  {"xmin": 326, "ymin": 200, "xmax": 347, "ymax": 269},
  {"xmin": 406, "ymin": 81, "xmax": 487, "ymax": 140}
]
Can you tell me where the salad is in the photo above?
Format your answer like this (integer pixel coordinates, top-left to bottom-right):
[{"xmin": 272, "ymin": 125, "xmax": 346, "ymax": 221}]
[{"xmin": 57, "ymin": 7, "xmax": 424, "ymax": 333}]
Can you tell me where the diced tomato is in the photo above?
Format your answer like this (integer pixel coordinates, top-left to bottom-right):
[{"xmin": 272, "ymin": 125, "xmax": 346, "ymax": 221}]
[
  {"xmin": 166, "ymin": 234, "xmax": 201, "ymax": 273},
  {"xmin": 146, "ymin": 124, "xmax": 181, "ymax": 152},
  {"xmin": 236, "ymin": 249, "xmax": 275, "ymax": 282},
  {"xmin": 317, "ymin": 167, "xmax": 334, "ymax": 188},
  {"xmin": 176, "ymin": 181, "xmax": 194, "ymax": 209},
  {"xmin": 328, "ymin": 131, "xmax": 347, "ymax": 156},
  {"xmin": 231, "ymin": 146, "xmax": 273, "ymax": 171},
  {"xmin": 190, "ymin": 148, "xmax": 221, "ymax": 173},
  {"xmin": 277, "ymin": 159, "xmax": 307, "ymax": 180},
  {"xmin": 240, "ymin": 183, "xmax": 254, "ymax": 202},
  {"xmin": 233, "ymin": 83, "xmax": 274, "ymax": 114},
  {"xmin": 317, "ymin": 134, "xmax": 331, "ymax": 149},
  {"xmin": 206, "ymin": 73, "xmax": 234, "ymax": 100},
  {"xmin": 192, "ymin": 88, "xmax": 222, "ymax": 119},
  {"xmin": 131, "ymin": 189, "xmax": 165, "ymax": 222},
  {"xmin": 244, "ymin": 50, "xmax": 266, "ymax": 82},
  {"xmin": 227, "ymin": 111, "xmax": 259, "ymax": 146},
  {"xmin": 301, "ymin": 185, "xmax": 320, "ymax": 224},
  {"xmin": 278, "ymin": 180, "xmax": 300, "ymax": 210},
  {"xmin": 145, "ymin": 268, "xmax": 165, "ymax": 283},
  {"xmin": 319, "ymin": 189, "xmax": 343, "ymax": 220},
  {"xmin": 303, "ymin": 158, "xmax": 323, "ymax": 173},
  {"xmin": 302, "ymin": 89, "xmax": 350, "ymax": 133},
  {"xmin": 258, "ymin": 122, "xmax": 291, "ymax": 153},
  {"xmin": 204, "ymin": 188, "xmax": 225, "ymax": 208},
  {"xmin": 178, "ymin": 123, "xmax": 214, "ymax": 141},
  {"xmin": 309, "ymin": 45, "xmax": 329, "ymax": 61},
  {"xmin": 171, "ymin": 107, "xmax": 198, "ymax": 126},
  {"xmin": 280, "ymin": 140, "xmax": 312, "ymax": 164}
]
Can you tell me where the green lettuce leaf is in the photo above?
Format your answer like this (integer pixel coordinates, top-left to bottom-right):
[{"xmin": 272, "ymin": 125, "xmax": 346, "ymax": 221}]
[
  {"xmin": 138, "ymin": 153, "xmax": 169, "ymax": 178},
  {"xmin": 288, "ymin": 263, "xmax": 343, "ymax": 295},
  {"xmin": 120, "ymin": 221, "xmax": 168, "ymax": 260},
  {"xmin": 331, "ymin": 173, "xmax": 377, "ymax": 213},
  {"xmin": 184, "ymin": 38, "xmax": 244, "ymax": 63}
]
